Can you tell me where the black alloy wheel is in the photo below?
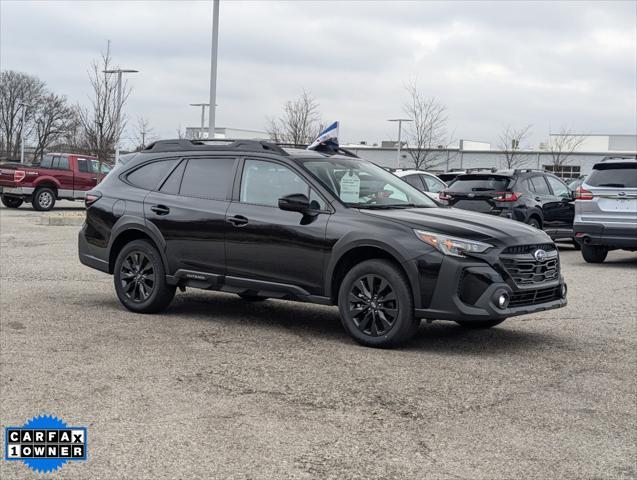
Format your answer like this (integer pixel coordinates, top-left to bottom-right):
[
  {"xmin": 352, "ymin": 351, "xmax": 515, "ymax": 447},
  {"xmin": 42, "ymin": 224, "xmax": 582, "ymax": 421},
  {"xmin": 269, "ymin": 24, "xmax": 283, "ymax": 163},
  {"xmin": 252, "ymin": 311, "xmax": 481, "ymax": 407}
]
[
  {"xmin": 120, "ymin": 251, "xmax": 156, "ymax": 303},
  {"xmin": 348, "ymin": 274, "xmax": 399, "ymax": 336}
]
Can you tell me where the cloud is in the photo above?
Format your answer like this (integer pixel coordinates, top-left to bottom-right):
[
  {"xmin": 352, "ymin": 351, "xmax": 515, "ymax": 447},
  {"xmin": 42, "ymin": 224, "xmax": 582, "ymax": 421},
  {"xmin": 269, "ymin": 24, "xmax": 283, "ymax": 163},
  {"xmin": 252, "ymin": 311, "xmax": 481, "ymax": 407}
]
[{"xmin": 1, "ymin": 0, "xmax": 635, "ymax": 147}]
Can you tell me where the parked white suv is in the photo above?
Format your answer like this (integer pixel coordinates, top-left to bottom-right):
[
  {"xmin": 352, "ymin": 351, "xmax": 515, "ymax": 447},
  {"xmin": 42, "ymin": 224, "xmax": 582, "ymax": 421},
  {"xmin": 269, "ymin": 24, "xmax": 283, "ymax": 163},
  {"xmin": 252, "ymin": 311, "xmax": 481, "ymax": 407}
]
[
  {"xmin": 574, "ymin": 157, "xmax": 637, "ymax": 263},
  {"xmin": 391, "ymin": 169, "xmax": 447, "ymax": 202}
]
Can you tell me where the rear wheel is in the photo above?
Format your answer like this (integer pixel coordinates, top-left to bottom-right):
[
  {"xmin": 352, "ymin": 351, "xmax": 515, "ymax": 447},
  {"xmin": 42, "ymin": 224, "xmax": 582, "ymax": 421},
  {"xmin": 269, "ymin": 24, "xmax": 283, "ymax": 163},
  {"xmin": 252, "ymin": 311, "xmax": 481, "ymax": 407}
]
[
  {"xmin": 581, "ymin": 244, "xmax": 608, "ymax": 263},
  {"xmin": 32, "ymin": 187, "xmax": 56, "ymax": 211},
  {"xmin": 114, "ymin": 240, "xmax": 175, "ymax": 313},
  {"xmin": 338, "ymin": 259, "xmax": 419, "ymax": 348},
  {"xmin": 526, "ymin": 217, "xmax": 541, "ymax": 229},
  {"xmin": 455, "ymin": 319, "xmax": 505, "ymax": 329},
  {"xmin": 1, "ymin": 195, "xmax": 23, "ymax": 208}
]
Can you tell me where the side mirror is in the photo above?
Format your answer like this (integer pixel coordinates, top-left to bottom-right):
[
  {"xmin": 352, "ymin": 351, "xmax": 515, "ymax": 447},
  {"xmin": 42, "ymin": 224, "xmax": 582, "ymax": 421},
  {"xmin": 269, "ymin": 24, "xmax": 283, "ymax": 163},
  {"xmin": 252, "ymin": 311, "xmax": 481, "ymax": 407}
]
[{"xmin": 278, "ymin": 193, "xmax": 314, "ymax": 214}]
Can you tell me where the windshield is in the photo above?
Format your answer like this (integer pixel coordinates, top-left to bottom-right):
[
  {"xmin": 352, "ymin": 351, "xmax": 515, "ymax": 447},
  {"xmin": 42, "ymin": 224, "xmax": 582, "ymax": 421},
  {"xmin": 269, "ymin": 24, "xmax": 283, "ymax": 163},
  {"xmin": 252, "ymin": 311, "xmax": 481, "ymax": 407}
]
[
  {"xmin": 448, "ymin": 175, "xmax": 512, "ymax": 193},
  {"xmin": 300, "ymin": 157, "xmax": 436, "ymax": 208},
  {"xmin": 587, "ymin": 164, "xmax": 637, "ymax": 188}
]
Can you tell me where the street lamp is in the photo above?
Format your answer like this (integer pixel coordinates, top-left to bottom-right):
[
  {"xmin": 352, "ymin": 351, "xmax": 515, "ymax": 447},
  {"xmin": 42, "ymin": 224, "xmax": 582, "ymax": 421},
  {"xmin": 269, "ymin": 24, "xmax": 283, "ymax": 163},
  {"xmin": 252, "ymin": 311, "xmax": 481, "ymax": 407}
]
[
  {"xmin": 103, "ymin": 68, "xmax": 138, "ymax": 164},
  {"xmin": 18, "ymin": 103, "xmax": 32, "ymax": 164},
  {"xmin": 208, "ymin": 0, "xmax": 220, "ymax": 139},
  {"xmin": 190, "ymin": 103, "xmax": 209, "ymax": 139},
  {"xmin": 388, "ymin": 118, "xmax": 412, "ymax": 168}
]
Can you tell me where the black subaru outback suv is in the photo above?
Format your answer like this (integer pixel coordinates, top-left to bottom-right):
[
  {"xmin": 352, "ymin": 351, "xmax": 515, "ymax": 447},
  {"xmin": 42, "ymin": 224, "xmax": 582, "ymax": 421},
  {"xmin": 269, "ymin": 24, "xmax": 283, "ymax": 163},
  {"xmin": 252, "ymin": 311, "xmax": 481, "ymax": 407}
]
[
  {"xmin": 439, "ymin": 169, "xmax": 575, "ymax": 244},
  {"xmin": 79, "ymin": 139, "xmax": 567, "ymax": 347}
]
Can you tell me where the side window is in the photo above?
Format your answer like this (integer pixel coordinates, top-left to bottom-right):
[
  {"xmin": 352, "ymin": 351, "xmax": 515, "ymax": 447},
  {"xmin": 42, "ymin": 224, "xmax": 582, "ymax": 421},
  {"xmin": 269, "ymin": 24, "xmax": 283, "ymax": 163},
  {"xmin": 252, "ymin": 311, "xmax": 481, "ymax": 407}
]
[
  {"xmin": 77, "ymin": 159, "xmax": 88, "ymax": 173},
  {"xmin": 309, "ymin": 189, "xmax": 327, "ymax": 211},
  {"xmin": 58, "ymin": 157, "xmax": 69, "ymax": 170},
  {"xmin": 179, "ymin": 157, "xmax": 235, "ymax": 199},
  {"xmin": 240, "ymin": 159, "xmax": 309, "ymax": 207},
  {"xmin": 127, "ymin": 159, "xmax": 178, "ymax": 191},
  {"xmin": 40, "ymin": 155, "xmax": 53, "ymax": 169},
  {"xmin": 159, "ymin": 160, "xmax": 186, "ymax": 195},
  {"xmin": 423, "ymin": 175, "xmax": 444, "ymax": 193},
  {"xmin": 546, "ymin": 175, "xmax": 570, "ymax": 198},
  {"xmin": 530, "ymin": 176, "xmax": 550, "ymax": 195},
  {"xmin": 403, "ymin": 174, "xmax": 425, "ymax": 190}
]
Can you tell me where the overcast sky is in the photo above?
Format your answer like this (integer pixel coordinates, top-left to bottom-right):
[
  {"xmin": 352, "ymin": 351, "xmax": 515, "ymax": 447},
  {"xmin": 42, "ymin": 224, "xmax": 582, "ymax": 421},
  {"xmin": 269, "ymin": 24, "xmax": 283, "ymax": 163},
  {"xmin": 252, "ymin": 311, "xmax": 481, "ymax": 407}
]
[{"xmin": 1, "ymin": 0, "xmax": 636, "ymax": 148}]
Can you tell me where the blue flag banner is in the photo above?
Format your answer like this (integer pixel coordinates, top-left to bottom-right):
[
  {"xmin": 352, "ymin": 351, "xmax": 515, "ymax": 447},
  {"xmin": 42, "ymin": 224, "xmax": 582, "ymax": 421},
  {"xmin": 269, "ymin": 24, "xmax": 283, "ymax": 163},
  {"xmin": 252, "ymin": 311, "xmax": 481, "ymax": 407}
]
[{"xmin": 307, "ymin": 121, "xmax": 339, "ymax": 150}]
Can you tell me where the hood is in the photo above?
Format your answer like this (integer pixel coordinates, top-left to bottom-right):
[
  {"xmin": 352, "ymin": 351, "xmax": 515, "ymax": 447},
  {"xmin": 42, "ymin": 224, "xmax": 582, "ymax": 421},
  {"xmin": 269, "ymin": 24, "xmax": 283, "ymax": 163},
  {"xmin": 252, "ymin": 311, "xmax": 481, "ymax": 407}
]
[{"xmin": 361, "ymin": 207, "xmax": 552, "ymax": 247}]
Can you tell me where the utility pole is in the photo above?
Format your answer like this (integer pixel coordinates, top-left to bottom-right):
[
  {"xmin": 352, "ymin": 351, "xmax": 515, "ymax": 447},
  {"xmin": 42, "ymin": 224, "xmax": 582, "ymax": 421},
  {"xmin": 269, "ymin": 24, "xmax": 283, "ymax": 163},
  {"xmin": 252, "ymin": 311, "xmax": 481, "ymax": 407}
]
[
  {"xmin": 388, "ymin": 118, "xmax": 412, "ymax": 168},
  {"xmin": 18, "ymin": 103, "xmax": 31, "ymax": 164},
  {"xmin": 103, "ymin": 68, "xmax": 138, "ymax": 163},
  {"xmin": 190, "ymin": 103, "xmax": 210, "ymax": 139},
  {"xmin": 208, "ymin": 0, "xmax": 220, "ymax": 139}
]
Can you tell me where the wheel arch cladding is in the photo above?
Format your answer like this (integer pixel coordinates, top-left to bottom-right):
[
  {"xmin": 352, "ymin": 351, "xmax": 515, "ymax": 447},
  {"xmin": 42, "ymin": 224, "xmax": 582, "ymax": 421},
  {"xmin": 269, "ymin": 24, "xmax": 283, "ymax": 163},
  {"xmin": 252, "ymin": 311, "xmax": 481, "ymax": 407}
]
[
  {"xmin": 328, "ymin": 245, "xmax": 416, "ymax": 306},
  {"xmin": 108, "ymin": 229, "xmax": 165, "ymax": 274}
]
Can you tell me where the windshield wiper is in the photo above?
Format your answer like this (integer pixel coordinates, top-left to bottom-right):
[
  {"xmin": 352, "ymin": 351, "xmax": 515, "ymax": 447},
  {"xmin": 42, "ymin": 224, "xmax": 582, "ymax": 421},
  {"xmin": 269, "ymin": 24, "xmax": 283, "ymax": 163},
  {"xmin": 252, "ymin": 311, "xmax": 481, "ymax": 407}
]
[
  {"xmin": 472, "ymin": 187, "xmax": 495, "ymax": 191},
  {"xmin": 353, "ymin": 203, "xmax": 425, "ymax": 209},
  {"xmin": 597, "ymin": 183, "xmax": 625, "ymax": 187}
]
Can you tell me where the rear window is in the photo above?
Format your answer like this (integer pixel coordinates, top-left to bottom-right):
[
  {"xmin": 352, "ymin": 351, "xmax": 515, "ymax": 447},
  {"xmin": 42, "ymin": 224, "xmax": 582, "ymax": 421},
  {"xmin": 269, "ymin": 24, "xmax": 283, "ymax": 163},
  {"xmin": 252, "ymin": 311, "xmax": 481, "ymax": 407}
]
[
  {"xmin": 587, "ymin": 164, "xmax": 637, "ymax": 188},
  {"xmin": 448, "ymin": 175, "xmax": 512, "ymax": 192}
]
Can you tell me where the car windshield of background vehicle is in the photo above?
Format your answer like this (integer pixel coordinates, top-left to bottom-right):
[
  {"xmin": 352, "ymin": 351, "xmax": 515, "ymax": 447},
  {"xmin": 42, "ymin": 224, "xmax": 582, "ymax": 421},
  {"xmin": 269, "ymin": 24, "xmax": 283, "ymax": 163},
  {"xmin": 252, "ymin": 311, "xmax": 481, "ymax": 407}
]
[
  {"xmin": 587, "ymin": 164, "xmax": 637, "ymax": 188},
  {"xmin": 300, "ymin": 158, "xmax": 436, "ymax": 208},
  {"xmin": 448, "ymin": 175, "xmax": 511, "ymax": 192}
]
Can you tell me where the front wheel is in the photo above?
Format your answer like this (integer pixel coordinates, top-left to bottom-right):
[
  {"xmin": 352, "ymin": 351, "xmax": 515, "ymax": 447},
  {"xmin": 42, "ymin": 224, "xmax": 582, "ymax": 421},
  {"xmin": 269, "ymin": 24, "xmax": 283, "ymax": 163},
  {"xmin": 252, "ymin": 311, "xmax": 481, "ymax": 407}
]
[
  {"xmin": 114, "ymin": 240, "xmax": 175, "ymax": 313},
  {"xmin": 526, "ymin": 217, "xmax": 541, "ymax": 229},
  {"xmin": 338, "ymin": 259, "xmax": 419, "ymax": 348},
  {"xmin": 455, "ymin": 319, "xmax": 505, "ymax": 329},
  {"xmin": 581, "ymin": 244, "xmax": 608, "ymax": 263},
  {"xmin": 1, "ymin": 195, "xmax": 23, "ymax": 208},
  {"xmin": 32, "ymin": 187, "xmax": 56, "ymax": 211}
]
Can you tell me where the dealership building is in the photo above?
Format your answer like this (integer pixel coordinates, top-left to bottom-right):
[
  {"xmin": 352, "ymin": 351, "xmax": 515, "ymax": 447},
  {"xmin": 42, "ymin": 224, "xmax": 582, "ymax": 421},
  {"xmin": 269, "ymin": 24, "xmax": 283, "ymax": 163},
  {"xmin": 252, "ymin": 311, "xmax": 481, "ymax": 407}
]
[{"xmin": 344, "ymin": 134, "xmax": 637, "ymax": 179}]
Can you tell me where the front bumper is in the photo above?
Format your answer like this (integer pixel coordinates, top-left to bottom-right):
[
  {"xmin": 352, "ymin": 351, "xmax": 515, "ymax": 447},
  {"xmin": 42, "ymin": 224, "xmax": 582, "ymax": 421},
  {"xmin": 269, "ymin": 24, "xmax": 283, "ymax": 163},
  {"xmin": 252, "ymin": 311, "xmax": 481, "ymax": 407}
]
[
  {"xmin": 413, "ymin": 253, "xmax": 567, "ymax": 321},
  {"xmin": 574, "ymin": 223, "xmax": 637, "ymax": 249}
]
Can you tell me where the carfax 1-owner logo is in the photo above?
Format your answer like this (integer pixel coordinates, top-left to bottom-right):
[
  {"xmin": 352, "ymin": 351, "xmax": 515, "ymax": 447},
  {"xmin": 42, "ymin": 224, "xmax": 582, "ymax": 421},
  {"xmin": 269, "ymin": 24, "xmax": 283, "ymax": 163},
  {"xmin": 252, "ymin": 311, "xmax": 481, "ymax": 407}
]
[{"xmin": 4, "ymin": 415, "xmax": 87, "ymax": 474}]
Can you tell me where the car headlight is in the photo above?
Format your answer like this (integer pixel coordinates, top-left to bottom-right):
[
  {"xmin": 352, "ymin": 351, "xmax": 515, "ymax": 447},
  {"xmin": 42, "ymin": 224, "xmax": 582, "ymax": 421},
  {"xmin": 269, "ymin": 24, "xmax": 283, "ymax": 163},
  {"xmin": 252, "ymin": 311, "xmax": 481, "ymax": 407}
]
[{"xmin": 414, "ymin": 229, "xmax": 493, "ymax": 257}]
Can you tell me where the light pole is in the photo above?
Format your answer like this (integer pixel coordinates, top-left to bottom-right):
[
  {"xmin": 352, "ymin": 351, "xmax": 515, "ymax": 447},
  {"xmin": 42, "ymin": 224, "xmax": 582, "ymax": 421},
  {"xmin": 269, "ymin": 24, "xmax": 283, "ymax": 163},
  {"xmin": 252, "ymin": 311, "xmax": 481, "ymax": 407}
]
[
  {"xmin": 103, "ymin": 68, "xmax": 138, "ymax": 164},
  {"xmin": 190, "ymin": 103, "xmax": 209, "ymax": 139},
  {"xmin": 208, "ymin": 0, "xmax": 220, "ymax": 139},
  {"xmin": 18, "ymin": 103, "xmax": 31, "ymax": 164},
  {"xmin": 388, "ymin": 118, "xmax": 412, "ymax": 168}
]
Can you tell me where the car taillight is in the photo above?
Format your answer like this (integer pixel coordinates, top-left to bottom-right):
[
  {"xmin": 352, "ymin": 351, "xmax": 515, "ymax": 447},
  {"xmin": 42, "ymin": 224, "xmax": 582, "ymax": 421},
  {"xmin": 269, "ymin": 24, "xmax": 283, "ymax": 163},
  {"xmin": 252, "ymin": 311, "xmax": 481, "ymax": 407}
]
[
  {"xmin": 13, "ymin": 170, "xmax": 26, "ymax": 182},
  {"xmin": 85, "ymin": 191, "xmax": 102, "ymax": 207},
  {"xmin": 575, "ymin": 186, "xmax": 593, "ymax": 200},
  {"xmin": 439, "ymin": 191, "xmax": 451, "ymax": 201},
  {"xmin": 493, "ymin": 191, "xmax": 521, "ymax": 202}
]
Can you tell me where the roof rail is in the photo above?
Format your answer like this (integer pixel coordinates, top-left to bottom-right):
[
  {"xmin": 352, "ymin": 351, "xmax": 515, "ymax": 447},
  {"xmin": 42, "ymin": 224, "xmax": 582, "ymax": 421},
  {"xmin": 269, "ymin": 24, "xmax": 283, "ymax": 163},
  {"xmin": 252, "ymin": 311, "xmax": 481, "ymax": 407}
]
[
  {"xmin": 601, "ymin": 155, "xmax": 637, "ymax": 162},
  {"xmin": 274, "ymin": 142, "xmax": 359, "ymax": 158},
  {"xmin": 143, "ymin": 139, "xmax": 289, "ymax": 155},
  {"xmin": 512, "ymin": 168, "xmax": 545, "ymax": 174}
]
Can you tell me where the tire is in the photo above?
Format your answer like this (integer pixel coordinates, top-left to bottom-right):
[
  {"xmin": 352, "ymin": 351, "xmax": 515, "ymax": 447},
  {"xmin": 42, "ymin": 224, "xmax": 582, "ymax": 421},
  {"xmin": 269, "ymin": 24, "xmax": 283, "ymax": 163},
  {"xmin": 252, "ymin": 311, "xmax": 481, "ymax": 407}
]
[
  {"xmin": 581, "ymin": 244, "xmax": 608, "ymax": 264},
  {"xmin": 238, "ymin": 294, "xmax": 268, "ymax": 302},
  {"xmin": 32, "ymin": 187, "xmax": 56, "ymax": 211},
  {"xmin": 455, "ymin": 319, "xmax": 505, "ymax": 329},
  {"xmin": 1, "ymin": 195, "xmax": 23, "ymax": 208},
  {"xmin": 113, "ymin": 239, "xmax": 175, "ymax": 313},
  {"xmin": 338, "ymin": 259, "xmax": 419, "ymax": 348},
  {"xmin": 526, "ymin": 217, "xmax": 541, "ymax": 229}
]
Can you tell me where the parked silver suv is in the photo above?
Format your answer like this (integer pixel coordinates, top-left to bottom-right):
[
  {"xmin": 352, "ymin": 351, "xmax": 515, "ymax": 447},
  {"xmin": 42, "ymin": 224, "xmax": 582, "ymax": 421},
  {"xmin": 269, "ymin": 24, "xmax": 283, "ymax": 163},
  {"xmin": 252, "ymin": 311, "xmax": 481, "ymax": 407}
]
[{"xmin": 574, "ymin": 156, "xmax": 637, "ymax": 263}]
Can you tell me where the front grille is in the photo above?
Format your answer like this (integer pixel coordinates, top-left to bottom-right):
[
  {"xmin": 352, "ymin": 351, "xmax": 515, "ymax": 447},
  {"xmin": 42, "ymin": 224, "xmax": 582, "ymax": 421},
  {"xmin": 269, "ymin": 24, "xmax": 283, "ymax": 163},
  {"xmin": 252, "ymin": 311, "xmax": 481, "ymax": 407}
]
[
  {"xmin": 501, "ymin": 254, "xmax": 559, "ymax": 285},
  {"xmin": 502, "ymin": 243, "xmax": 556, "ymax": 254},
  {"xmin": 509, "ymin": 286, "xmax": 562, "ymax": 307}
]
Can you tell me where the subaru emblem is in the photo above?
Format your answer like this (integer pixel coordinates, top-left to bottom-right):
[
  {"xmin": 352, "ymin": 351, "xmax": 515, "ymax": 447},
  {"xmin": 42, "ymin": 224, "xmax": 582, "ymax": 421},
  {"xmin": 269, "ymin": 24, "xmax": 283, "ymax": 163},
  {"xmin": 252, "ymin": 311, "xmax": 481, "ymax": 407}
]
[{"xmin": 534, "ymin": 249, "xmax": 547, "ymax": 262}]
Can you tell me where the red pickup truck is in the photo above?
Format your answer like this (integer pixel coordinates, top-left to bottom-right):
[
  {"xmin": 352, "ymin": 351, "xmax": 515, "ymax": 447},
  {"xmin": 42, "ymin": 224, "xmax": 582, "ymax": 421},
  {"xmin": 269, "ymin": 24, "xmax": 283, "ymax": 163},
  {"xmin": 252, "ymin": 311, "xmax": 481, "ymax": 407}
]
[{"xmin": 0, "ymin": 153, "xmax": 111, "ymax": 211}]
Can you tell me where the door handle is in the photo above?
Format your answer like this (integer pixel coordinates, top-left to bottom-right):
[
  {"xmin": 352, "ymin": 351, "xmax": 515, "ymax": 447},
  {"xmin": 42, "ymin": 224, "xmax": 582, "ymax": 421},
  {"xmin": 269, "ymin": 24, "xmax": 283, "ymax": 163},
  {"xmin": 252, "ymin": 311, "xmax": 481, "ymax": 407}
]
[
  {"xmin": 150, "ymin": 205, "xmax": 170, "ymax": 215},
  {"xmin": 226, "ymin": 215, "xmax": 249, "ymax": 227}
]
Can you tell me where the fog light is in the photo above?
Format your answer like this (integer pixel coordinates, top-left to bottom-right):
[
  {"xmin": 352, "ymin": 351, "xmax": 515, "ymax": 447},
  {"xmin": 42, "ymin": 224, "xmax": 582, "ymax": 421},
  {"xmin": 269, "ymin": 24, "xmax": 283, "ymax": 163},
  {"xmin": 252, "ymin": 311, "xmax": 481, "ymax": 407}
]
[
  {"xmin": 497, "ymin": 293, "xmax": 509, "ymax": 309},
  {"xmin": 560, "ymin": 283, "xmax": 567, "ymax": 299}
]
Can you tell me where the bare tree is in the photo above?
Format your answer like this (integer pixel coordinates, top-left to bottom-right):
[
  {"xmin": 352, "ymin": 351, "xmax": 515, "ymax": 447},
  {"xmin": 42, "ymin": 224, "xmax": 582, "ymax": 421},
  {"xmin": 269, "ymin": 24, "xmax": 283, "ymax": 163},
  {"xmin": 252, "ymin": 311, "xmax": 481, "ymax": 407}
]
[
  {"xmin": 266, "ymin": 91, "xmax": 323, "ymax": 145},
  {"xmin": 76, "ymin": 45, "xmax": 130, "ymax": 165},
  {"xmin": 176, "ymin": 125, "xmax": 186, "ymax": 139},
  {"xmin": 548, "ymin": 126, "xmax": 585, "ymax": 168},
  {"xmin": 133, "ymin": 117, "xmax": 154, "ymax": 150},
  {"xmin": 31, "ymin": 93, "xmax": 74, "ymax": 161},
  {"xmin": 402, "ymin": 81, "xmax": 449, "ymax": 170},
  {"xmin": 498, "ymin": 125, "xmax": 533, "ymax": 169},
  {"xmin": 0, "ymin": 70, "xmax": 45, "ymax": 160}
]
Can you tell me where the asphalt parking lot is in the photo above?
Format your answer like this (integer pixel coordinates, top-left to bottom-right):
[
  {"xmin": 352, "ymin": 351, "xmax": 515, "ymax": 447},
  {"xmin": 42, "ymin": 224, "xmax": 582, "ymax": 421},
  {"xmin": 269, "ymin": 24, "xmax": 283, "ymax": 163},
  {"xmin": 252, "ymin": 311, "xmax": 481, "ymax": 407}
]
[{"xmin": 1, "ymin": 201, "xmax": 636, "ymax": 480}]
